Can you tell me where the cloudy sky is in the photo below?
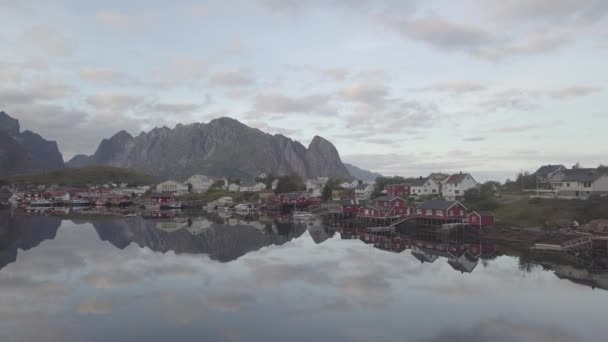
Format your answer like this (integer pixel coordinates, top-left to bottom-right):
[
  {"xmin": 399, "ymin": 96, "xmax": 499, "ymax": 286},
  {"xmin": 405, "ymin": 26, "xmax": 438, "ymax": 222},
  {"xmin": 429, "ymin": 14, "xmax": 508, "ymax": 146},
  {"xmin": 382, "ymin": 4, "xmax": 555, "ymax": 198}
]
[{"xmin": 1, "ymin": 0, "xmax": 607, "ymax": 181}]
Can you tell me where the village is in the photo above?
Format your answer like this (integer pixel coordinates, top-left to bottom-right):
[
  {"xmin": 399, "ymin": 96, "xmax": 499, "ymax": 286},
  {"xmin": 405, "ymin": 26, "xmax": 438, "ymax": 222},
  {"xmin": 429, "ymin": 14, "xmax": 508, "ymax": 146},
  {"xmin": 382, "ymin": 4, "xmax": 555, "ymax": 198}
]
[{"xmin": 2, "ymin": 163, "xmax": 607, "ymax": 234}]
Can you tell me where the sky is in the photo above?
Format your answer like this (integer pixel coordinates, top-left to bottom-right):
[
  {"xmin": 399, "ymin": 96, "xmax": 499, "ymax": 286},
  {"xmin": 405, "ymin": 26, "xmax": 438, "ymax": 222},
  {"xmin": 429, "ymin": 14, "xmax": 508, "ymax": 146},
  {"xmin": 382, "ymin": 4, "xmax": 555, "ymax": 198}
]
[{"xmin": 1, "ymin": 0, "xmax": 607, "ymax": 182}]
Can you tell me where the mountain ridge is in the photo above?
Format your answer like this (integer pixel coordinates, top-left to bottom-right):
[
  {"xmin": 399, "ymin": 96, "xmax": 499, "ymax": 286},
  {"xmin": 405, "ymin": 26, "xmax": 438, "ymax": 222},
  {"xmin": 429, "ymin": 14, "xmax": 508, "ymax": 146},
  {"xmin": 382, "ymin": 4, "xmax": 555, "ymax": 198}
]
[
  {"xmin": 0, "ymin": 111, "xmax": 64, "ymax": 177},
  {"xmin": 68, "ymin": 117, "xmax": 352, "ymax": 181}
]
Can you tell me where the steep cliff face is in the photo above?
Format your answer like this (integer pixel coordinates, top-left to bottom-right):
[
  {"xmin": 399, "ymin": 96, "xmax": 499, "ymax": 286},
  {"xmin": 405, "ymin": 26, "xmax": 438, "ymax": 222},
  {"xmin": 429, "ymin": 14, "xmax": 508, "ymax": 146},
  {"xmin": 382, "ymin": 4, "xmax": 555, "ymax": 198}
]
[
  {"xmin": 68, "ymin": 117, "xmax": 351, "ymax": 180},
  {"xmin": 0, "ymin": 111, "xmax": 64, "ymax": 177}
]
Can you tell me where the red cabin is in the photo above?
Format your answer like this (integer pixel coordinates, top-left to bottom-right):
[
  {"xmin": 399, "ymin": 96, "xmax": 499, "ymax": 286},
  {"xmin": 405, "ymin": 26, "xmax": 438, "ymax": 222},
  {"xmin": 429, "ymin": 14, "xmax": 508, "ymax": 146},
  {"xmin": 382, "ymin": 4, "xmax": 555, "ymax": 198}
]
[
  {"xmin": 384, "ymin": 184, "xmax": 411, "ymax": 197},
  {"xmin": 357, "ymin": 196, "xmax": 413, "ymax": 219},
  {"xmin": 341, "ymin": 199, "xmax": 363, "ymax": 215},
  {"xmin": 416, "ymin": 200, "xmax": 468, "ymax": 220},
  {"xmin": 151, "ymin": 192, "xmax": 174, "ymax": 203},
  {"xmin": 467, "ymin": 211, "xmax": 495, "ymax": 229}
]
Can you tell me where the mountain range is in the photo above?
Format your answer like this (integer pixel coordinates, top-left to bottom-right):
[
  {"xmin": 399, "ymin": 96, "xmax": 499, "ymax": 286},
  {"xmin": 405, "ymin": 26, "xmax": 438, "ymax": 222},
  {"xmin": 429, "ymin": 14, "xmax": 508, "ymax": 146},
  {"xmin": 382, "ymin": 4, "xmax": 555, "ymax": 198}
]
[
  {"xmin": 1, "ymin": 111, "xmax": 380, "ymax": 181},
  {"xmin": 0, "ymin": 111, "xmax": 64, "ymax": 177},
  {"xmin": 66, "ymin": 117, "xmax": 352, "ymax": 180}
]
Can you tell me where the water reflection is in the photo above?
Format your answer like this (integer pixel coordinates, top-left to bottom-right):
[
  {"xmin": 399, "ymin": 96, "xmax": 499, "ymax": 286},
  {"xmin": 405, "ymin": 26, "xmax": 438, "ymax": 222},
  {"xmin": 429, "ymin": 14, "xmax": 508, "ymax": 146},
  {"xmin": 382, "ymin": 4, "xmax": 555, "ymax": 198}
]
[{"xmin": 1, "ymin": 209, "xmax": 608, "ymax": 341}]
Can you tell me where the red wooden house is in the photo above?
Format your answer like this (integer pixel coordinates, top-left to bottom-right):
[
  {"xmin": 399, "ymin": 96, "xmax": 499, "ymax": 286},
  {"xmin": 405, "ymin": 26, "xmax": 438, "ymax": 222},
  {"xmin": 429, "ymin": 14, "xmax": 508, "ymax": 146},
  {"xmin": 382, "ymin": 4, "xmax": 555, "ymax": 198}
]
[
  {"xmin": 357, "ymin": 196, "xmax": 413, "ymax": 219},
  {"xmin": 341, "ymin": 199, "xmax": 364, "ymax": 216},
  {"xmin": 276, "ymin": 192, "xmax": 315, "ymax": 206},
  {"xmin": 467, "ymin": 211, "xmax": 495, "ymax": 229},
  {"xmin": 415, "ymin": 199, "xmax": 467, "ymax": 223},
  {"xmin": 385, "ymin": 184, "xmax": 411, "ymax": 197},
  {"xmin": 151, "ymin": 192, "xmax": 174, "ymax": 203}
]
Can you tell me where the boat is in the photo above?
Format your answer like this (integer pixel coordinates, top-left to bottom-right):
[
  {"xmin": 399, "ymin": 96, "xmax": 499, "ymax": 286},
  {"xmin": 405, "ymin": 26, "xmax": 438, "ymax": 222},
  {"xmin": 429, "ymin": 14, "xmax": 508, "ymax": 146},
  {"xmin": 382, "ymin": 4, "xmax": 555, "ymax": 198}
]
[
  {"xmin": 95, "ymin": 200, "xmax": 108, "ymax": 207},
  {"xmin": 161, "ymin": 201, "xmax": 182, "ymax": 210},
  {"xmin": 69, "ymin": 199, "xmax": 91, "ymax": 206},
  {"xmin": 30, "ymin": 199, "xmax": 53, "ymax": 207},
  {"xmin": 292, "ymin": 211, "xmax": 315, "ymax": 221}
]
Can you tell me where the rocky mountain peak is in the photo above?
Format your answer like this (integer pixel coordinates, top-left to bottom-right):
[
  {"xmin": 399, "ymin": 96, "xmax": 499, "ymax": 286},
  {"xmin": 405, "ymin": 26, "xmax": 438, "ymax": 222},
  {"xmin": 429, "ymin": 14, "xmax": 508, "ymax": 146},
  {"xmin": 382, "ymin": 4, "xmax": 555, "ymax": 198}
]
[{"xmin": 0, "ymin": 111, "xmax": 20, "ymax": 136}]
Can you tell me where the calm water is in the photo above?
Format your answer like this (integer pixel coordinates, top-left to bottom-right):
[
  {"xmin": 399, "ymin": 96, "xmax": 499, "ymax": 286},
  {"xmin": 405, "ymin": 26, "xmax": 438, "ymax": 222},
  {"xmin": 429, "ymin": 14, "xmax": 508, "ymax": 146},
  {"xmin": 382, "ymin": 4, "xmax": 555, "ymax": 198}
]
[{"xmin": 1, "ymin": 209, "xmax": 608, "ymax": 342}]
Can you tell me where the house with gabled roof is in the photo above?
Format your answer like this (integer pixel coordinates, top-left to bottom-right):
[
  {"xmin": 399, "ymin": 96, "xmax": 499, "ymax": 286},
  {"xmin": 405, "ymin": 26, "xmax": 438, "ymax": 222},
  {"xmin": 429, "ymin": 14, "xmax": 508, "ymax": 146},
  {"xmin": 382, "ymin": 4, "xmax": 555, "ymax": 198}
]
[
  {"xmin": 534, "ymin": 164, "xmax": 566, "ymax": 185},
  {"xmin": 416, "ymin": 199, "xmax": 467, "ymax": 221},
  {"xmin": 441, "ymin": 172, "xmax": 478, "ymax": 200},
  {"xmin": 550, "ymin": 168, "xmax": 608, "ymax": 198},
  {"xmin": 408, "ymin": 177, "xmax": 441, "ymax": 197}
]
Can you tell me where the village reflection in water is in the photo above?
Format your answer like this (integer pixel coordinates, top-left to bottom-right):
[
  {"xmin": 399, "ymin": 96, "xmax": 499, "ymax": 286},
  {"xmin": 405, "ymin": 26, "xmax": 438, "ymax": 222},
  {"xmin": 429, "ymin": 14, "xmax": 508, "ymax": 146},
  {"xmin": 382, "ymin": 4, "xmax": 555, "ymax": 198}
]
[{"xmin": 2, "ymin": 207, "xmax": 608, "ymax": 291}]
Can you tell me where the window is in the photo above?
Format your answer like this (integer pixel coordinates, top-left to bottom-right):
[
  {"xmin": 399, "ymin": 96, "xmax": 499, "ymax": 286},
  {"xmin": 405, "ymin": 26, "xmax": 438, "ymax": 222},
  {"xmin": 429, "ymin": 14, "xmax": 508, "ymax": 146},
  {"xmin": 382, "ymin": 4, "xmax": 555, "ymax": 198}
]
[
  {"xmin": 437, "ymin": 210, "xmax": 443, "ymax": 217},
  {"xmin": 449, "ymin": 210, "xmax": 453, "ymax": 216},
  {"xmin": 417, "ymin": 209, "xmax": 422, "ymax": 215},
  {"xmin": 426, "ymin": 209, "xmax": 432, "ymax": 215},
  {"xmin": 455, "ymin": 190, "xmax": 460, "ymax": 194}
]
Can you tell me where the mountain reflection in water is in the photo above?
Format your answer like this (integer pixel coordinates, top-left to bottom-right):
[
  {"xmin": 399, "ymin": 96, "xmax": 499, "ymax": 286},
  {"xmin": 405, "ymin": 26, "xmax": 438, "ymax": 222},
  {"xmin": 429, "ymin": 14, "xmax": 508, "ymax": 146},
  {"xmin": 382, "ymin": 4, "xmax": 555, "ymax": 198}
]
[{"xmin": 2, "ymin": 209, "xmax": 608, "ymax": 341}]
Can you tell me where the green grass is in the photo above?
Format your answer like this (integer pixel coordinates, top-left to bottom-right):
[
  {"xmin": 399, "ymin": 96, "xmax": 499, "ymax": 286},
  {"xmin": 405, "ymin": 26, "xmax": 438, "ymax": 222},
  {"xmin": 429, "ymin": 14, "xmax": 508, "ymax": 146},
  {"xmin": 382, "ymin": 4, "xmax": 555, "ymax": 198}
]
[
  {"xmin": 494, "ymin": 196, "xmax": 608, "ymax": 228},
  {"xmin": 3, "ymin": 166, "xmax": 156, "ymax": 186}
]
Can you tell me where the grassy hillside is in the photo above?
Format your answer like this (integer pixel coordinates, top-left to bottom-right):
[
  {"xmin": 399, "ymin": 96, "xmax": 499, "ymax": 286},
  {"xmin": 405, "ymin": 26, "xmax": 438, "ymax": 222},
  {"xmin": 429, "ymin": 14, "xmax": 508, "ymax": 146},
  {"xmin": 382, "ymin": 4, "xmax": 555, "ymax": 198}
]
[
  {"xmin": 494, "ymin": 196, "xmax": 608, "ymax": 228},
  {"xmin": 2, "ymin": 166, "xmax": 156, "ymax": 186}
]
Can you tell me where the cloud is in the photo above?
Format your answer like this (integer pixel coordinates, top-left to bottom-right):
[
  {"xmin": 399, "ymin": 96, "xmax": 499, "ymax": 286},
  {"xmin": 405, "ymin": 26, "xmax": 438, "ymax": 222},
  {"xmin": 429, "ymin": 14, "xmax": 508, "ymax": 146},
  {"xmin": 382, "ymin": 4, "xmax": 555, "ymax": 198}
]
[
  {"xmin": 161, "ymin": 56, "xmax": 210, "ymax": 86},
  {"xmin": 341, "ymin": 82, "xmax": 390, "ymax": 107},
  {"xmin": 86, "ymin": 93, "xmax": 145, "ymax": 111},
  {"xmin": 209, "ymin": 69, "xmax": 254, "ymax": 87},
  {"xmin": 421, "ymin": 317, "xmax": 577, "ymax": 342},
  {"xmin": 21, "ymin": 25, "xmax": 76, "ymax": 56},
  {"xmin": 492, "ymin": 124, "xmax": 544, "ymax": 134},
  {"xmin": 83, "ymin": 270, "xmax": 141, "ymax": 289},
  {"xmin": 415, "ymin": 81, "xmax": 488, "ymax": 94},
  {"xmin": 477, "ymin": 89, "xmax": 542, "ymax": 113},
  {"xmin": 206, "ymin": 292, "xmax": 255, "ymax": 312},
  {"xmin": 0, "ymin": 81, "xmax": 73, "ymax": 106},
  {"xmin": 146, "ymin": 102, "xmax": 201, "ymax": 115},
  {"xmin": 475, "ymin": 31, "xmax": 572, "ymax": 60},
  {"xmin": 79, "ymin": 68, "xmax": 135, "ymax": 85},
  {"xmin": 548, "ymin": 86, "xmax": 601, "ymax": 100},
  {"xmin": 77, "ymin": 298, "xmax": 113, "ymax": 315},
  {"xmin": 96, "ymin": 11, "xmax": 153, "ymax": 29},
  {"xmin": 248, "ymin": 92, "xmax": 334, "ymax": 116},
  {"xmin": 257, "ymin": 0, "xmax": 416, "ymax": 16},
  {"xmin": 481, "ymin": 0, "xmax": 608, "ymax": 25},
  {"xmin": 463, "ymin": 136, "xmax": 487, "ymax": 142},
  {"xmin": 383, "ymin": 16, "xmax": 500, "ymax": 52}
]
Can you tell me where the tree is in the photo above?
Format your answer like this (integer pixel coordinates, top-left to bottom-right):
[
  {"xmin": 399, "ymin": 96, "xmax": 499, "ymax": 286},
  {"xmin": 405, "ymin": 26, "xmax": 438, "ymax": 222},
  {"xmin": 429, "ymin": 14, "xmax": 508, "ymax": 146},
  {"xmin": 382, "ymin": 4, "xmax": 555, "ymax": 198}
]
[
  {"xmin": 210, "ymin": 179, "xmax": 226, "ymax": 190},
  {"xmin": 274, "ymin": 174, "xmax": 305, "ymax": 194},
  {"xmin": 322, "ymin": 178, "xmax": 341, "ymax": 201}
]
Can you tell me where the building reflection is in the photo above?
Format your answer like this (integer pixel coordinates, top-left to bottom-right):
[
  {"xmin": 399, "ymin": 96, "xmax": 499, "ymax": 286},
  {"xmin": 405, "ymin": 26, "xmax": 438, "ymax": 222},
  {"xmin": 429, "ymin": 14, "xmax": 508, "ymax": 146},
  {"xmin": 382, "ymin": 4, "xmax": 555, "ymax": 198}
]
[{"xmin": 2, "ymin": 208, "xmax": 608, "ymax": 291}]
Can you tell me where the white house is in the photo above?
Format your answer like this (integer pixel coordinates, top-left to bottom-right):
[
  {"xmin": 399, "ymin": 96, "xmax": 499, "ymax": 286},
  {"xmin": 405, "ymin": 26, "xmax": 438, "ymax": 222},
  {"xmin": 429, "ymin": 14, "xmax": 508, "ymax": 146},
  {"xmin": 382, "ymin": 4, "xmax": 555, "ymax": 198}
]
[
  {"xmin": 441, "ymin": 173, "xmax": 478, "ymax": 200},
  {"xmin": 217, "ymin": 197, "xmax": 233, "ymax": 205},
  {"xmin": 240, "ymin": 182, "xmax": 267, "ymax": 192},
  {"xmin": 187, "ymin": 174, "xmax": 213, "ymax": 193},
  {"xmin": 157, "ymin": 180, "xmax": 189, "ymax": 195},
  {"xmin": 228, "ymin": 183, "xmax": 241, "ymax": 192},
  {"xmin": 271, "ymin": 179, "xmax": 279, "ymax": 191},
  {"xmin": 340, "ymin": 180, "xmax": 360, "ymax": 190},
  {"xmin": 409, "ymin": 177, "xmax": 441, "ymax": 197},
  {"xmin": 306, "ymin": 177, "xmax": 329, "ymax": 197},
  {"xmin": 355, "ymin": 183, "xmax": 374, "ymax": 200},
  {"xmin": 550, "ymin": 169, "xmax": 608, "ymax": 198}
]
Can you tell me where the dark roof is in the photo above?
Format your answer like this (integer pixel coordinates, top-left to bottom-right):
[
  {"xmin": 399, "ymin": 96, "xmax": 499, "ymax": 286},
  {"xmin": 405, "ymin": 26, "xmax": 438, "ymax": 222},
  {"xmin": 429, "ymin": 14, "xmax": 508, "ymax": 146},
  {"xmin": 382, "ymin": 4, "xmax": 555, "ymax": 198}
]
[
  {"xmin": 559, "ymin": 169, "xmax": 603, "ymax": 182},
  {"xmin": 417, "ymin": 199, "xmax": 464, "ymax": 210},
  {"xmin": 535, "ymin": 164, "xmax": 565, "ymax": 176},
  {"xmin": 408, "ymin": 177, "xmax": 430, "ymax": 187},
  {"xmin": 445, "ymin": 173, "xmax": 472, "ymax": 184},
  {"xmin": 356, "ymin": 183, "xmax": 370, "ymax": 190}
]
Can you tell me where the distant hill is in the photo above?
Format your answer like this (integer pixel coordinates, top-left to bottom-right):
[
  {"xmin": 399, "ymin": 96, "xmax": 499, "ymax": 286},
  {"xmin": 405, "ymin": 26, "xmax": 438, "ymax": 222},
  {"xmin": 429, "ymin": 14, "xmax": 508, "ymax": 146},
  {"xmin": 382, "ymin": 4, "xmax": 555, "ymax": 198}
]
[
  {"xmin": 67, "ymin": 117, "xmax": 351, "ymax": 181},
  {"xmin": 0, "ymin": 111, "xmax": 64, "ymax": 177},
  {"xmin": 344, "ymin": 163, "xmax": 383, "ymax": 182},
  {"xmin": 4, "ymin": 166, "xmax": 156, "ymax": 186}
]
